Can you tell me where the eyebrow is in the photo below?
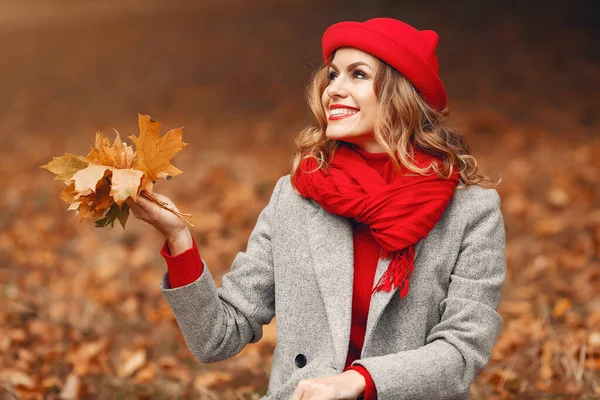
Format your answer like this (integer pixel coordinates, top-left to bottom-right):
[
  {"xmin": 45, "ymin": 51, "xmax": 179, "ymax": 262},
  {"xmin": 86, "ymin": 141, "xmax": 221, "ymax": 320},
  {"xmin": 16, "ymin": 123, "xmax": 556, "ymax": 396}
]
[{"xmin": 329, "ymin": 61, "xmax": 374, "ymax": 71}]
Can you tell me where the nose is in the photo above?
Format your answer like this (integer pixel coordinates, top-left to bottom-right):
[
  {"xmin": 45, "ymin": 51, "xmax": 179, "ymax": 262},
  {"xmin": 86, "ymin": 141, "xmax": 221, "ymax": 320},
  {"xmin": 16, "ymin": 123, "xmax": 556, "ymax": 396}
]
[{"xmin": 326, "ymin": 76, "xmax": 349, "ymax": 99}]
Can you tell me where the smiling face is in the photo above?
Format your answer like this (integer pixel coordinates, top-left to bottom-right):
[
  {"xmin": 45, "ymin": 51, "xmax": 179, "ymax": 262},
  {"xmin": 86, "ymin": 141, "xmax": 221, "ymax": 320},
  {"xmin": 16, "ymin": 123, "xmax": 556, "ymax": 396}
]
[{"xmin": 321, "ymin": 48, "xmax": 383, "ymax": 152}]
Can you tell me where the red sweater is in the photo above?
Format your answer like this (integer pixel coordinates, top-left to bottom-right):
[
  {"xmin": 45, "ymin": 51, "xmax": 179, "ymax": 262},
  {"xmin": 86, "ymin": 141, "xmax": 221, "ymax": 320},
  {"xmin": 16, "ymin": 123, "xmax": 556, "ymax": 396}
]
[{"xmin": 161, "ymin": 147, "xmax": 390, "ymax": 399}]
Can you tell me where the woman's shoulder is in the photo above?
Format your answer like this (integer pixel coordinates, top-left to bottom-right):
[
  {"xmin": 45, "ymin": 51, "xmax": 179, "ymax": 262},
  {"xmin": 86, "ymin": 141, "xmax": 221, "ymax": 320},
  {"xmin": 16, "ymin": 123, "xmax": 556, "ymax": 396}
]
[
  {"xmin": 275, "ymin": 174, "xmax": 292, "ymax": 188},
  {"xmin": 271, "ymin": 174, "xmax": 292, "ymax": 197},
  {"xmin": 263, "ymin": 175, "xmax": 321, "ymax": 229},
  {"xmin": 446, "ymin": 184, "xmax": 503, "ymax": 227},
  {"xmin": 453, "ymin": 185, "xmax": 500, "ymax": 209},
  {"xmin": 273, "ymin": 174, "xmax": 305, "ymax": 198},
  {"xmin": 453, "ymin": 184, "xmax": 501, "ymax": 208},
  {"xmin": 269, "ymin": 174, "xmax": 308, "ymax": 209}
]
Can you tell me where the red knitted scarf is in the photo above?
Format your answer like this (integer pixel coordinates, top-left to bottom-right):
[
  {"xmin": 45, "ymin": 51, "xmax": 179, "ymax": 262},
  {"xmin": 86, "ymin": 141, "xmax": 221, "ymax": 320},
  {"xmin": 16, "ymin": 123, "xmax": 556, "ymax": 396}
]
[{"xmin": 293, "ymin": 144, "xmax": 459, "ymax": 298}]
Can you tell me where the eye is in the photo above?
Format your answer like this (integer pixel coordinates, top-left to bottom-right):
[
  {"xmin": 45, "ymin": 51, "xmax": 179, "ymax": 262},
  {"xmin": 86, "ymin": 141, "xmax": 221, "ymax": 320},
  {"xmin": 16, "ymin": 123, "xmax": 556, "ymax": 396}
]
[
  {"xmin": 327, "ymin": 71, "xmax": 338, "ymax": 81},
  {"xmin": 353, "ymin": 69, "xmax": 368, "ymax": 79}
]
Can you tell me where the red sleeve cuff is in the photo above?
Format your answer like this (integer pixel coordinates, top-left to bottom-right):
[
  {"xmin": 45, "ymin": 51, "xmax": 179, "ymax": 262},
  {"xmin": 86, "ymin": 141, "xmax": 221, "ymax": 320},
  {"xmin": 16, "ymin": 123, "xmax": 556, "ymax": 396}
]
[
  {"xmin": 347, "ymin": 365, "xmax": 377, "ymax": 400},
  {"xmin": 160, "ymin": 236, "xmax": 204, "ymax": 288}
]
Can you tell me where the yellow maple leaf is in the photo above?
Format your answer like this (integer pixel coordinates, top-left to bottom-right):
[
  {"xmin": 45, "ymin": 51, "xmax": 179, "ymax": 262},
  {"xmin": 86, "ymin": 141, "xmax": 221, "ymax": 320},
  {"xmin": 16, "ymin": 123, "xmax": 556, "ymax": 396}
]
[
  {"xmin": 110, "ymin": 169, "xmax": 144, "ymax": 206},
  {"xmin": 129, "ymin": 114, "xmax": 188, "ymax": 181},
  {"xmin": 86, "ymin": 131, "xmax": 136, "ymax": 169},
  {"xmin": 41, "ymin": 154, "xmax": 89, "ymax": 181},
  {"xmin": 72, "ymin": 165, "xmax": 112, "ymax": 194}
]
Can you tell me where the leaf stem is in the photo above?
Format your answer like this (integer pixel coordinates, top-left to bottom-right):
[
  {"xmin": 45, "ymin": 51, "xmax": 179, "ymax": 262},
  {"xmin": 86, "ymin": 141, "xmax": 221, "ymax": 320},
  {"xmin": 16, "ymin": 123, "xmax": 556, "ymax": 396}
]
[{"xmin": 140, "ymin": 190, "xmax": 195, "ymax": 228}]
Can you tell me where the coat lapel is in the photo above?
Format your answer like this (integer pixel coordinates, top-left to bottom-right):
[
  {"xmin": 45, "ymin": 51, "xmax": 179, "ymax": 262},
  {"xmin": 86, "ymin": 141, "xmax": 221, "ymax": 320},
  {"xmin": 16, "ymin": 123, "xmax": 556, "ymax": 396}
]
[
  {"xmin": 363, "ymin": 241, "xmax": 425, "ymax": 351},
  {"xmin": 306, "ymin": 201, "xmax": 354, "ymax": 368},
  {"xmin": 305, "ymin": 200, "xmax": 427, "ymax": 363}
]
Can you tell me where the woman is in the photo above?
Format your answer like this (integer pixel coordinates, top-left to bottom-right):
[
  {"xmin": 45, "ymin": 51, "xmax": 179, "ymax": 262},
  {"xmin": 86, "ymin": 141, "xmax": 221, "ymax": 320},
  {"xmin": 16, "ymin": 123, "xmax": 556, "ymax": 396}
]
[{"xmin": 127, "ymin": 18, "xmax": 506, "ymax": 400}]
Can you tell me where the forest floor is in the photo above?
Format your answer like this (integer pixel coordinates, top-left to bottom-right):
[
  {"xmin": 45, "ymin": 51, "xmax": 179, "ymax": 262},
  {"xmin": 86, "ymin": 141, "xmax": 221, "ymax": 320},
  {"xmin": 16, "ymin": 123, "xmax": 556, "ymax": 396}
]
[{"xmin": 0, "ymin": 1, "xmax": 599, "ymax": 399}]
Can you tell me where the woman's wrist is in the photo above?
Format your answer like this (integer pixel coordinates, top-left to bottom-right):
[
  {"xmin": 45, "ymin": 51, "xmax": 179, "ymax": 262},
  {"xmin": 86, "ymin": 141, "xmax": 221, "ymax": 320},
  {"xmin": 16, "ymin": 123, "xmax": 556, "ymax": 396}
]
[
  {"xmin": 343, "ymin": 369, "xmax": 366, "ymax": 395},
  {"xmin": 165, "ymin": 228, "xmax": 193, "ymax": 256}
]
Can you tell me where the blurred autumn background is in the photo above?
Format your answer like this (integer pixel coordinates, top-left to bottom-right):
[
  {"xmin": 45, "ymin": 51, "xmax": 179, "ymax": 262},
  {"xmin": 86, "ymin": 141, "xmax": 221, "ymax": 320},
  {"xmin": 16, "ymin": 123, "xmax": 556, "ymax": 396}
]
[{"xmin": 1, "ymin": 0, "xmax": 599, "ymax": 398}]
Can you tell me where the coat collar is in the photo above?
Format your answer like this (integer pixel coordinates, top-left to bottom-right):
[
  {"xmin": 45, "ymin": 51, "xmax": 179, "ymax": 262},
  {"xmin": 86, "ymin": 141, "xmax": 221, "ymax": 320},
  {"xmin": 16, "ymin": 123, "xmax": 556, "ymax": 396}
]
[{"xmin": 305, "ymin": 199, "xmax": 424, "ymax": 366}]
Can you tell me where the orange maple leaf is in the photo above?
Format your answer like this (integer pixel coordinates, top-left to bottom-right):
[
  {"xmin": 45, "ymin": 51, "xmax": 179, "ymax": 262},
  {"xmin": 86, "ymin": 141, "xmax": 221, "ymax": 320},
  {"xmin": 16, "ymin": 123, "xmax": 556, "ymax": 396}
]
[{"xmin": 129, "ymin": 114, "xmax": 188, "ymax": 181}]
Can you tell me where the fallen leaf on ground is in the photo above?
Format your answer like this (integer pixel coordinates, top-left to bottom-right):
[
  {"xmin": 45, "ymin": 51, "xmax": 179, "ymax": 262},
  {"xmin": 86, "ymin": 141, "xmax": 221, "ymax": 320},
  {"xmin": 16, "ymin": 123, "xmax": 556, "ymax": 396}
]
[
  {"xmin": 59, "ymin": 373, "xmax": 81, "ymax": 400},
  {"xmin": 193, "ymin": 371, "xmax": 233, "ymax": 390},
  {"xmin": 0, "ymin": 369, "xmax": 36, "ymax": 389},
  {"xmin": 552, "ymin": 298, "xmax": 572, "ymax": 319},
  {"xmin": 118, "ymin": 349, "xmax": 147, "ymax": 378}
]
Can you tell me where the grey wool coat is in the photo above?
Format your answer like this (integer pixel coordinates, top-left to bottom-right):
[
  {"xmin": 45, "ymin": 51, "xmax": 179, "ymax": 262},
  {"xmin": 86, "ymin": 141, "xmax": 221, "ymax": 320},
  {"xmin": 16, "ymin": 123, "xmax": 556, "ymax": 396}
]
[{"xmin": 160, "ymin": 175, "xmax": 506, "ymax": 400}]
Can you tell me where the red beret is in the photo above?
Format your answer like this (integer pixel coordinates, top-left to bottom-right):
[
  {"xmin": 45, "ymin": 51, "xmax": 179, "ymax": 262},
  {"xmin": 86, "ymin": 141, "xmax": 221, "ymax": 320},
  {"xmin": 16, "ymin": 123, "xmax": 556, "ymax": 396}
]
[{"xmin": 322, "ymin": 18, "xmax": 447, "ymax": 111}]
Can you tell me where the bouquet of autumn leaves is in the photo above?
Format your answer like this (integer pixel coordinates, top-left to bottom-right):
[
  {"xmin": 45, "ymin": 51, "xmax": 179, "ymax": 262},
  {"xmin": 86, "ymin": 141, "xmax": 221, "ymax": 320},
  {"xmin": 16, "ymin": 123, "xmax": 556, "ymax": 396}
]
[{"xmin": 42, "ymin": 114, "xmax": 193, "ymax": 228}]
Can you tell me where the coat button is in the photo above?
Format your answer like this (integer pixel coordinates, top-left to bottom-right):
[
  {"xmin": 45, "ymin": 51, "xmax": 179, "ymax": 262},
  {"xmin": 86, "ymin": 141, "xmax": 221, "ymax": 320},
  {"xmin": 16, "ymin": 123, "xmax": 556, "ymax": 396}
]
[{"xmin": 295, "ymin": 354, "xmax": 307, "ymax": 368}]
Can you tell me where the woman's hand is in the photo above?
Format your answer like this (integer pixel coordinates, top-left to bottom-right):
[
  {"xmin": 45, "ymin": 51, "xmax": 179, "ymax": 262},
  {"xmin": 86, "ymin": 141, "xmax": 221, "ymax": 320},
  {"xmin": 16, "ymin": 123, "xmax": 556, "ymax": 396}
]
[
  {"xmin": 291, "ymin": 370, "xmax": 366, "ymax": 400},
  {"xmin": 126, "ymin": 193, "xmax": 192, "ymax": 255}
]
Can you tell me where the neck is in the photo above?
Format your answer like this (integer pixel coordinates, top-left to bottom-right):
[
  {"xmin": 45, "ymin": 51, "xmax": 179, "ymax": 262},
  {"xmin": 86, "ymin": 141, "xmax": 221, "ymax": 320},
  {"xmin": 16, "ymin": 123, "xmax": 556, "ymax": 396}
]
[
  {"xmin": 357, "ymin": 141, "xmax": 386, "ymax": 153},
  {"xmin": 348, "ymin": 143, "xmax": 391, "ymax": 178}
]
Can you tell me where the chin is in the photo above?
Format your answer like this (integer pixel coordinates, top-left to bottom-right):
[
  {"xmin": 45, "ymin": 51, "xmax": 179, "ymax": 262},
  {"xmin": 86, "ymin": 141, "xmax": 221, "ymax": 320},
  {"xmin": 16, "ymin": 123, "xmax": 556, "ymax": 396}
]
[
  {"xmin": 326, "ymin": 128, "xmax": 350, "ymax": 140},
  {"xmin": 326, "ymin": 131, "xmax": 359, "ymax": 144}
]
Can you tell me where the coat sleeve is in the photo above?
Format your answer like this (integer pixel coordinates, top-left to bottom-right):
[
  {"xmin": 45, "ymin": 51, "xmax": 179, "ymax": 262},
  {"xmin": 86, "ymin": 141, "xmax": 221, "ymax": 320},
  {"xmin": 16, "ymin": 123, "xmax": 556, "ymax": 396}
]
[
  {"xmin": 353, "ymin": 188, "xmax": 506, "ymax": 400},
  {"xmin": 159, "ymin": 176, "xmax": 285, "ymax": 363}
]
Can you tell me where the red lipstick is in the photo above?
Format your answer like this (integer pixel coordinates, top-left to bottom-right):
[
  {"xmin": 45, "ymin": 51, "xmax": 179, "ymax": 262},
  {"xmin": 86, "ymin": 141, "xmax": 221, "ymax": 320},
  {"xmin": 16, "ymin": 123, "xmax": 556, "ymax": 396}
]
[{"xmin": 328, "ymin": 104, "xmax": 359, "ymax": 121}]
